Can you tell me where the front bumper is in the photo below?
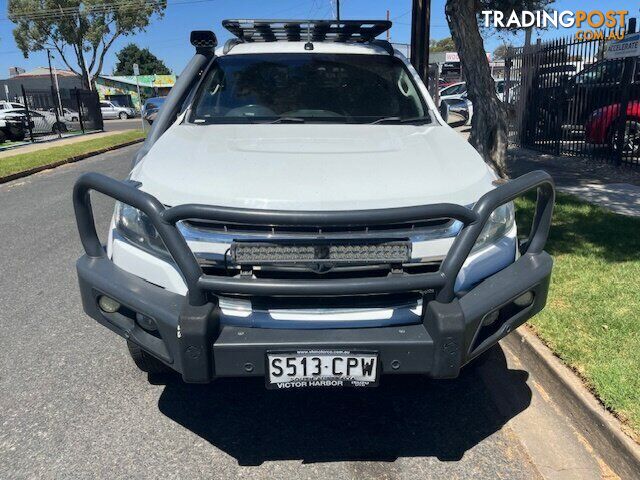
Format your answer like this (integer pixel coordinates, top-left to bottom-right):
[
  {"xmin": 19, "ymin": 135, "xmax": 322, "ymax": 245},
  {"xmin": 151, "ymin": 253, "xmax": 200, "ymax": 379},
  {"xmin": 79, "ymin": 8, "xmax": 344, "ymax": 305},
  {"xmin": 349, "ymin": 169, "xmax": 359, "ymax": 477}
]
[{"xmin": 74, "ymin": 170, "xmax": 555, "ymax": 383}]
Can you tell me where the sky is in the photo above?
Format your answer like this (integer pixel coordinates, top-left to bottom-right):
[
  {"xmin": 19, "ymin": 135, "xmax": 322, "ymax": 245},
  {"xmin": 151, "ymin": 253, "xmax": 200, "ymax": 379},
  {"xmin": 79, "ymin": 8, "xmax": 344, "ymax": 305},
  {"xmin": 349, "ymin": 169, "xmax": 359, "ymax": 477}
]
[{"xmin": 0, "ymin": 0, "xmax": 638, "ymax": 77}]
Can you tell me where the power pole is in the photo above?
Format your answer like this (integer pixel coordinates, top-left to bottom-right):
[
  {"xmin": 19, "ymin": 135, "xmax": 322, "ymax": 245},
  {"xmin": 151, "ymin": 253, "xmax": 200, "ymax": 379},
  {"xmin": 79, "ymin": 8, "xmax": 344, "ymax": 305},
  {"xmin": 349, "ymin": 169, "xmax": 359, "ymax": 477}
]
[
  {"xmin": 46, "ymin": 49, "xmax": 55, "ymax": 89},
  {"xmin": 133, "ymin": 63, "xmax": 145, "ymax": 132},
  {"xmin": 46, "ymin": 48, "xmax": 62, "ymax": 136},
  {"xmin": 410, "ymin": 0, "xmax": 431, "ymax": 83},
  {"xmin": 47, "ymin": 50, "xmax": 63, "ymax": 114},
  {"xmin": 336, "ymin": 0, "xmax": 340, "ymax": 20},
  {"xmin": 53, "ymin": 65, "xmax": 63, "ymax": 114},
  {"xmin": 46, "ymin": 49, "xmax": 59, "ymax": 110},
  {"xmin": 524, "ymin": 26, "xmax": 532, "ymax": 50}
]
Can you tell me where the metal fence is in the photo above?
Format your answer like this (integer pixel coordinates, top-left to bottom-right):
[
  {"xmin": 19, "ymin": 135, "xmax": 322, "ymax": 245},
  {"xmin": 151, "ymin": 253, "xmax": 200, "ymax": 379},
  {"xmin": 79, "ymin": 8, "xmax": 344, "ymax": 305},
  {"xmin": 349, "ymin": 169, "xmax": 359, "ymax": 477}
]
[
  {"xmin": 1, "ymin": 86, "xmax": 103, "ymax": 146},
  {"xmin": 505, "ymin": 21, "xmax": 639, "ymax": 167}
]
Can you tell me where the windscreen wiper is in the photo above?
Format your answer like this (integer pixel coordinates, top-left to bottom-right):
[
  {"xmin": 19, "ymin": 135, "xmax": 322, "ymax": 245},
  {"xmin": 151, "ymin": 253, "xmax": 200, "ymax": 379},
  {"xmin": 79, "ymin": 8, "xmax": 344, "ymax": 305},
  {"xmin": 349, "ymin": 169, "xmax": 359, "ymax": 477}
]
[
  {"xmin": 369, "ymin": 116, "xmax": 431, "ymax": 125},
  {"xmin": 259, "ymin": 117, "xmax": 305, "ymax": 124}
]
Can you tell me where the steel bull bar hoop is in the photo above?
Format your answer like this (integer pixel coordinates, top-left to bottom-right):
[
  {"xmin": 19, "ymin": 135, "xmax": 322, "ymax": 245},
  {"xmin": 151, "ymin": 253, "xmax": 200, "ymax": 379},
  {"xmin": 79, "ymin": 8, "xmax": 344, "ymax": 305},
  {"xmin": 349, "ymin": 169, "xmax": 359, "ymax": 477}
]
[
  {"xmin": 437, "ymin": 170, "xmax": 555, "ymax": 302},
  {"xmin": 73, "ymin": 170, "xmax": 554, "ymax": 382},
  {"xmin": 73, "ymin": 170, "xmax": 555, "ymax": 304},
  {"xmin": 73, "ymin": 173, "xmax": 206, "ymax": 306}
]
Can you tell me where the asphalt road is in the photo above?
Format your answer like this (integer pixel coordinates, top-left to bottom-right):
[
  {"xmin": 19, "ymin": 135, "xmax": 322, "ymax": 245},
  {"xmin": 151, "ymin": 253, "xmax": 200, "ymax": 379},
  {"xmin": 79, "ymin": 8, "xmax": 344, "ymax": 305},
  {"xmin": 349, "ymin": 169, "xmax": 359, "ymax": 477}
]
[
  {"xmin": 102, "ymin": 118, "xmax": 146, "ymax": 132},
  {"xmin": 0, "ymin": 145, "xmax": 608, "ymax": 479}
]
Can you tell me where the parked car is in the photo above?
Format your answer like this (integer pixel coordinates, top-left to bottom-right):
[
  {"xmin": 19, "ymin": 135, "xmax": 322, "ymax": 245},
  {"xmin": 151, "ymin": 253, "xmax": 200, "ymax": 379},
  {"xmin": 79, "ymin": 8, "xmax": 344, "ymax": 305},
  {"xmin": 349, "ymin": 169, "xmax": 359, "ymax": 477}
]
[
  {"xmin": 544, "ymin": 58, "xmax": 637, "ymax": 128},
  {"xmin": 142, "ymin": 96, "xmax": 166, "ymax": 124},
  {"xmin": 439, "ymin": 79, "xmax": 507, "ymax": 103},
  {"xmin": 585, "ymin": 100, "xmax": 640, "ymax": 155},
  {"xmin": 47, "ymin": 107, "xmax": 80, "ymax": 122},
  {"xmin": 439, "ymin": 81, "xmax": 467, "ymax": 101},
  {"xmin": 0, "ymin": 101, "xmax": 27, "ymax": 111},
  {"xmin": 73, "ymin": 21, "xmax": 555, "ymax": 387},
  {"xmin": 0, "ymin": 114, "xmax": 28, "ymax": 143},
  {"xmin": 0, "ymin": 108, "xmax": 68, "ymax": 135},
  {"xmin": 61, "ymin": 108, "xmax": 80, "ymax": 122},
  {"xmin": 100, "ymin": 100, "xmax": 136, "ymax": 120}
]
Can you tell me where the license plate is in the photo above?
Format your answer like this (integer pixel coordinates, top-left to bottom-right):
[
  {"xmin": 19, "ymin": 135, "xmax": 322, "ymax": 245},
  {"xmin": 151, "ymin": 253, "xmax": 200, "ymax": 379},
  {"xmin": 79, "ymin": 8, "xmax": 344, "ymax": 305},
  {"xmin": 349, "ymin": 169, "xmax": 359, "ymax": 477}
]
[{"xmin": 266, "ymin": 350, "xmax": 379, "ymax": 389}]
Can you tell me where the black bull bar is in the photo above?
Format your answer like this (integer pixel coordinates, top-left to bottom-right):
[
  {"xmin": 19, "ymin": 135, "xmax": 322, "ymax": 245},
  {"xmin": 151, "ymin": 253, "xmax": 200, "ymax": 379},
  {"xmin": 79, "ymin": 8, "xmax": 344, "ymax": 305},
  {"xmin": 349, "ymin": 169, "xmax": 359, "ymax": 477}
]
[{"xmin": 73, "ymin": 170, "xmax": 555, "ymax": 382}]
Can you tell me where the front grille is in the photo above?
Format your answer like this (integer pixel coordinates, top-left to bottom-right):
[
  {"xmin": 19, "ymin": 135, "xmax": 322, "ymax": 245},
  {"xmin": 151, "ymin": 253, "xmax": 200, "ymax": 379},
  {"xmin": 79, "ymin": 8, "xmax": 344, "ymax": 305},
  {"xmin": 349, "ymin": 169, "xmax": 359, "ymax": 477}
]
[
  {"xmin": 182, "ymin": 217, "xmax": 456, "ymax": 292},
  {"xmin": 183, "ymin": 217, "xmax": 453, "ymax": 236}
]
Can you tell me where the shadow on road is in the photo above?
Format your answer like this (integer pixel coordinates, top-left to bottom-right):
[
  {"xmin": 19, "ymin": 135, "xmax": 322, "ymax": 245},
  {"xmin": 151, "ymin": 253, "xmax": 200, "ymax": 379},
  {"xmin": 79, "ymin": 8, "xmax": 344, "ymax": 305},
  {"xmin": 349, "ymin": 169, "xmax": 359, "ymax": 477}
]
[{"xmin": 156, "ymin": 345, "xmax": 530, "ymax": 466}]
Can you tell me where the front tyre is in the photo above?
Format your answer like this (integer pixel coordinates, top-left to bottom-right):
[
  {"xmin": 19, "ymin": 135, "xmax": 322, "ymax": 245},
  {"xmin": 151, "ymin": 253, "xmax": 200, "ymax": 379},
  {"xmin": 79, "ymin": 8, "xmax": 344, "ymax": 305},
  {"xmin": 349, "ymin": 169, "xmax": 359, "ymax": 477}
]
[
  {"xmin": 10, "ymin": 129, "xmax": 25, "ymax": 141},
  {"xmin": 609, "ymin": 120, "xmax": 640, "ymax": 156},
  {"xmin": 119, "ymin": 111, "xmax": 128, "ymax": 120},
  {"xmin": 127, "ymin": 341, "xmax": 170, "ymax": 374},
  {"xmin": 52, "ymin": 122, "xmax": 67, "ymax": 134}
]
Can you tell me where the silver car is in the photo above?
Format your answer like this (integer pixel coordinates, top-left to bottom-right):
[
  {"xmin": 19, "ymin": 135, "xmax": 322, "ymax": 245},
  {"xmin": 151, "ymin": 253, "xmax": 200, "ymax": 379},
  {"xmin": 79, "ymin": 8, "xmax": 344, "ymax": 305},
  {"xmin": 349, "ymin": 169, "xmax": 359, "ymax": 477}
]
[{"xmin": 100, "ymin": 101, "xmax": 136, "ymax": 120}]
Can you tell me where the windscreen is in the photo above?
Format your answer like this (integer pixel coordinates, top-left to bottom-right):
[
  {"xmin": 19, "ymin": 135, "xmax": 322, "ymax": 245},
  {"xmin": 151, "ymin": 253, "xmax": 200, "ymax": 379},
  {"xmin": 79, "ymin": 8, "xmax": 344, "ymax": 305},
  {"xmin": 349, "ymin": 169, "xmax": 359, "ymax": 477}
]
[{"xmin": 189, "ymin": 53, "xmax": 429, "ymax": 124}]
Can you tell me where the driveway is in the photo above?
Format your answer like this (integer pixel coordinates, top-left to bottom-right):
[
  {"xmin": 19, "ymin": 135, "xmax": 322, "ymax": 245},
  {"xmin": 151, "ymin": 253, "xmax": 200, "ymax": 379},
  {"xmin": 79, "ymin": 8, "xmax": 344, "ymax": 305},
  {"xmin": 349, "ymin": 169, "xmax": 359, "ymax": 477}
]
[{"xmin": 0, "ymin": 145, "xmax": 610, "ymax": 479}]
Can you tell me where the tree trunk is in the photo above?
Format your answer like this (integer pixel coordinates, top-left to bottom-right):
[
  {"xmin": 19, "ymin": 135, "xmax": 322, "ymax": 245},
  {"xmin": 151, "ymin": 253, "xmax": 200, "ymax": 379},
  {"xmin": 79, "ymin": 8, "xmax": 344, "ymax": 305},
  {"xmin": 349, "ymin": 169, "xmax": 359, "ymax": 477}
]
[
  {"xmin": 445, "ymin": 0, "xmax": 509, "ymax": 177},
  {"xmin": 72, "ymin": 42, "xmax": 92, "ymax": 90}
]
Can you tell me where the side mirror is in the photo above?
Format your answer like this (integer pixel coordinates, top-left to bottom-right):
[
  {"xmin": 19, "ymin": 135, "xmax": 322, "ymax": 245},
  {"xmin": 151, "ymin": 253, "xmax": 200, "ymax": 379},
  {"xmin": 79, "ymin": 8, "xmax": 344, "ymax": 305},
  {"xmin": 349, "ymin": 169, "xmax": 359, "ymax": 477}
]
[
  {"xmin": 190, "ymin": 30, "xmax": 218, "ymax": 54},
  {"xmin": 440, "ymin": 99, "xmax": 468, "ymax": 126}
]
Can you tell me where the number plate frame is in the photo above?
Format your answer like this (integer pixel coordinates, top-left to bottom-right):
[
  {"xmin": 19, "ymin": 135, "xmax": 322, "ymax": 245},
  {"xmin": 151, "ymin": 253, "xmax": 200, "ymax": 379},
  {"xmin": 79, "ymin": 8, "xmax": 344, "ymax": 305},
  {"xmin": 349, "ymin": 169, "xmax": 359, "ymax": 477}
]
[{"xmin": 265, "ymin": 350, "xmax": 380, "ymax": 389}]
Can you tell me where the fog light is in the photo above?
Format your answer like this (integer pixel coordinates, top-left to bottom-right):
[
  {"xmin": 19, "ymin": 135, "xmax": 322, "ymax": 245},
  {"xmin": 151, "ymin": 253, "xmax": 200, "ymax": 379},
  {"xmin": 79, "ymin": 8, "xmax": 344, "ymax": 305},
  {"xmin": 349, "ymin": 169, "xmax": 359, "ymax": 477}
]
[
  {"xmin": 514, "ymin": 291, "xmax": 534, "ymax": 307},
  {"xmin": 136, "ymin": 313, "xmax": 158, "ymax": 332},
  {"xmin": 482, "ymin": 310, "xmax": 500, "ymax": 326},
  {"xmin": 98, "ymin": 295, "xmax": 120, "ymax": 313}
]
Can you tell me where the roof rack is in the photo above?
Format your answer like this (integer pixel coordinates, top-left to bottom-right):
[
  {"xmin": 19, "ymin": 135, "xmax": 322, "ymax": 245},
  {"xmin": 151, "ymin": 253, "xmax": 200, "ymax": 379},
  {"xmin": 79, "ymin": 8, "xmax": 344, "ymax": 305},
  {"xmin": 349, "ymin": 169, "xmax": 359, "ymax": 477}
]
[{"xmin": 222, "ymin": 19, "xmax": 392, "ymax": 44}]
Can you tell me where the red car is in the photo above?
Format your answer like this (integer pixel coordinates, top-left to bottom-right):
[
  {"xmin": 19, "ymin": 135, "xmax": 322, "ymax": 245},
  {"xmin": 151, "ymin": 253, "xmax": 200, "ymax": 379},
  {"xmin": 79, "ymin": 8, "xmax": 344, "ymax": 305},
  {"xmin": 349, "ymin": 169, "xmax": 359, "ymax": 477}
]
[{"xmin": 585, "ymin": 100, "xmax": 640, "ymax": 155}]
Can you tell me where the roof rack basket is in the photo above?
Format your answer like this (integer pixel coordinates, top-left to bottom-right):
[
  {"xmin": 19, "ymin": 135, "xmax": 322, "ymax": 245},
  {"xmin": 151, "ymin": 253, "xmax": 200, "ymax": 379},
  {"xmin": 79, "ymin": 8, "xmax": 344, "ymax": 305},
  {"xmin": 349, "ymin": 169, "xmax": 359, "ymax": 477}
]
[{"xmin": 222, "ymin": 19, "xmax": 392, "ymax": 44}]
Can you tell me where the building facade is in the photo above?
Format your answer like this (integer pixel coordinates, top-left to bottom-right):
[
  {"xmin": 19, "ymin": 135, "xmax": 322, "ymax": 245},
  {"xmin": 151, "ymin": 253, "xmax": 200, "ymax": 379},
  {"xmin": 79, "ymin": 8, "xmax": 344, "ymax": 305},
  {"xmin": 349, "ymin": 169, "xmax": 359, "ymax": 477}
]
[
  {"xmin": 95, "ymin": 75, "xmax": 176, "ymax": 110},
  {"xmin": 0, "ymin": 67, "xmax": 83, "ymax": 109},
  {"xmin": 1, "ymin": 67, "xmax": 176, "ymax": 112}
]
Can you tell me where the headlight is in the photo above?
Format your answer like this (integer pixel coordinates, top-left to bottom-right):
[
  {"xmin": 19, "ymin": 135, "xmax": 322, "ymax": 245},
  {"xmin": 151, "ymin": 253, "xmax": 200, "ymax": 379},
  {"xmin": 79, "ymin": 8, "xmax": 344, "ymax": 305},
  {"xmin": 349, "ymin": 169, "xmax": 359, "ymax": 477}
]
[
  {"xmin": 472, "ymin": 202, "xmax": 515, "ymax": 252},
  {"xmin": 114, "ymin": 202, "xmax": 170, "ymax": 258}
]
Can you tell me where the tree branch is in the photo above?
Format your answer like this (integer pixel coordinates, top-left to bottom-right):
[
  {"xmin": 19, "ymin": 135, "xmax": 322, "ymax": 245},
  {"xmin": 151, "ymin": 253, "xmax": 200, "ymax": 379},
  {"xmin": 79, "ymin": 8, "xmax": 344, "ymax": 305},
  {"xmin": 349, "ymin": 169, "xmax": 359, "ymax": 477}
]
[
  {"xmin": 91, "ymin": 29, "xmax": 122, "ymax": 80},
  {"xmin": 88, "ymin": 18, "xmax": 114, "ymax": 72},
  {"xmin": 49, "ymin": 41, "xmax": 81, "ymax": 76},
  {"xmin": 87, "ymin": 43, "xmax": 99, "ymax": 73}
]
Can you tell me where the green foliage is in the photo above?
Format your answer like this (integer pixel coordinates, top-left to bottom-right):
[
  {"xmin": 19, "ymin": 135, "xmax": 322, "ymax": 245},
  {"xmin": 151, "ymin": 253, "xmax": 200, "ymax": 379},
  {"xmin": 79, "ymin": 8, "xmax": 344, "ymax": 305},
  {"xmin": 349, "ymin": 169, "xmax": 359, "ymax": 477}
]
[
  {"xmin": 429, "ymin": 37, "xmax": 457, "ymax": 53},
  {"xmin": 8, "ymin": 0, "xmax": 166, "ymax": 87},
  {"xmin": 114, "ymin": 43, "xmax": 170, "ymax": 75},
  {"xmin": 493, "ymin": 42, "xmax": 514, "ymax": 59}
]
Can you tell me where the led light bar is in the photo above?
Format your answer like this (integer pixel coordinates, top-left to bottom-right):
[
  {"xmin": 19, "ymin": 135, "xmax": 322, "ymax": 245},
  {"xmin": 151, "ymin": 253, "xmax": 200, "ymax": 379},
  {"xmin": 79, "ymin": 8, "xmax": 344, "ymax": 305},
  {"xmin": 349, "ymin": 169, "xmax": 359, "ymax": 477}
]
[{"xmin": 231, "ymin": 241, "xmax": 411, "ymax": 265}]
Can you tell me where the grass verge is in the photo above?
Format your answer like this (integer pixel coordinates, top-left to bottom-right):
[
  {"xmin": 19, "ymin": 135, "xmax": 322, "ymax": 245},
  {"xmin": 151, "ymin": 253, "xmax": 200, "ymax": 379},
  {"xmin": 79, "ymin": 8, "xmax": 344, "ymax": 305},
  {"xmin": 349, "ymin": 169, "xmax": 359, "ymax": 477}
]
[
  {"xmin": 516, "ymin": 193, "xmax": 640, "ymax": 436},
  {"xmin": 0, "ymin": 130, "xmax": 145, "ymax": 178}
]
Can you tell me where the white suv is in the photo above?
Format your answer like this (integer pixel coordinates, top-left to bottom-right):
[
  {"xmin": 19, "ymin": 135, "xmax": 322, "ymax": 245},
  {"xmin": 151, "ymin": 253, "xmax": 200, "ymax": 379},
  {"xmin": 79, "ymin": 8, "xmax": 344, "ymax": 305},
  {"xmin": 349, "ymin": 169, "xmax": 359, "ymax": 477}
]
[{"xmin": 74, "ymin": 21, "xmax": 554, "ymax": 388}]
